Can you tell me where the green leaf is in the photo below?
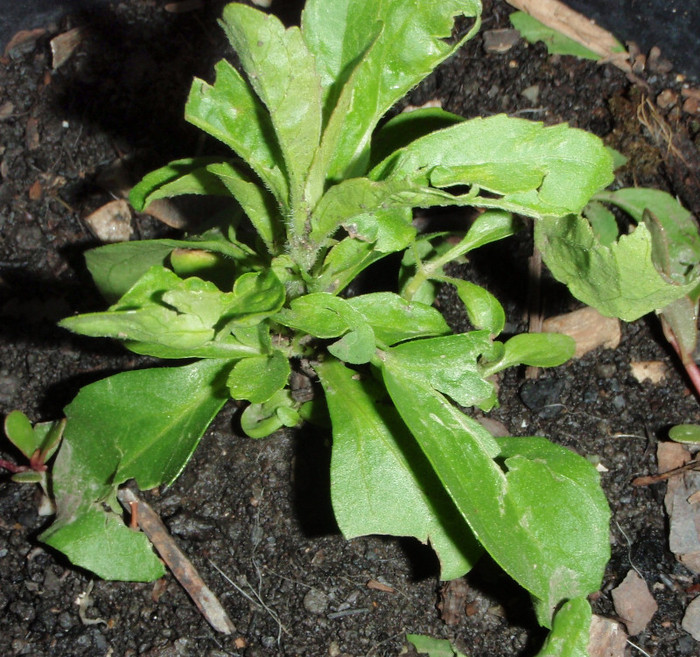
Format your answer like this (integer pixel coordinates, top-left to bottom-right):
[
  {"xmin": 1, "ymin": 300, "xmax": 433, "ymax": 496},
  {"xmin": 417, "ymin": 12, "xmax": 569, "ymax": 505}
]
[
  {"xmin": 40, "ymin": 359, "xmax": 230, "ymax": 580},
  {"xmin": 669, "ymin": 424, "xmax": 700, "ymax": 444},
  {"xmin": 220, "ymin": 4, "xmax": 322, "ymax": 209},
  {"xmin": 85, "ymin": 232, "xmax": 255, "ymax": 303},
  {"xmin": 534, "ymin": 598, "xmax": 592, "ymax": 657},
  {"xmin": 381, "ymin": 358, "xmax": 610, "ymax": 623},
  {"xmin": 482, "ymin": 333, "xmax": 575, "ymax": 376},
  {"xmin": 129, "ymin": 157, "xmax": 231, "ymax": 211},
  {"xmin": 406, "ymin": 634, "xmax": 468, "ymax": 657},
  {"xmin": 227, "ymin": 350, "xmax": 291, "ymax": 403},
  {"xmin": 4, "ymin": 410, "xmax": 37, "ymax": 460},
  {"xmin": 327, "ymin": 323, "xmax": 376, "ymax": 364},
  {"xmin": 240, "ymin": 389, "xmax": 300, "ymax": 438},
  {"xmin": 301, "ymin": 0, "xmax": 482, "ymax": 179},
  {"xmin": 346, "ymin": 292, "xmax": 451, "ymax": 345},
  {"xmin": 316, "ymin": 359, "xmax": 481, "ymax": 580},
  {"xmin": 224, "ymin": 269, "xmax": 287, "ymax": 327},
  {"xmin": 205, "ymin": 161, "xmax": 282, "ymax": 250},
  {"xmin": 583, "ymin": 201, "xmax": 619, "ymax": 247},
  {"xmin": 595, "ymin": 188, "xmax": 700, "ymax": 284},
  {"xmin": 274, "ymin": 293, "xmax": 350, "ymax": 338},
  {"xmin": 371, "ymin": 115, "xmax": 614, "ymax": 219},
  {"xmin": 510, "ymin": 11, "xmax": 620, "ymax": 60},
  {"xmin": 388, "ymin": 332, "xmax": 499, "ymax": 410},
  {"xmin": 444, "ymin": 277, "xmax": 506, "ymax": 336},
  {"xmin": 536, "ymin": 214, "xmax": 695, "ymax": 321},
  {"xmin": 186, "ymin": 59, "xmax": 288, "ymax": 204},
  {"xmin": 42, "ymin": 508, "xmax": 165, "ymax": 581}
]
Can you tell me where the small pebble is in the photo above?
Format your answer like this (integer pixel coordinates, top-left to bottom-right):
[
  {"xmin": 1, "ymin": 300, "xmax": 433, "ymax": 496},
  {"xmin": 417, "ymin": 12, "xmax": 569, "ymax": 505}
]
[{"xmin": 303, "ymin": 588, "xmax": 329, "ymax": 615}]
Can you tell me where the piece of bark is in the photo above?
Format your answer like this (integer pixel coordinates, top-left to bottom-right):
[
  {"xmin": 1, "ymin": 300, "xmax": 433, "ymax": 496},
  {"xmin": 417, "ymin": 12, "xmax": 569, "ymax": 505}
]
[
  {"xmin": 588, "ymin": 614, "xmax": 628, "ymax": 657},
  {"xmin": 51, "ymin": 27, "xmax": 87, "ymax": 69},
  {"xmin": 542, "ymin": 307, "xmax": 621, "ymax": 358},
  {"xmin": 118, "ymin": 488, "xmax": 235, "ymax": 634},
  {"xmin": 506, "ymin": 0, "xmax": 629, "ymax": 69},
  {"xmin": 611, "ymin": 569, "xmax": 658, "ymax": 635},
  {"xmin": 438, "ymin": 579, "xmax": 469, "ymax": 625}
]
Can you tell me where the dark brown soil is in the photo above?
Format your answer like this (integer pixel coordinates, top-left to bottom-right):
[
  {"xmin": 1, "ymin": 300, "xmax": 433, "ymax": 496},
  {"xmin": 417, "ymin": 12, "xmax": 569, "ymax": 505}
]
[{"xmin": 1, "ymin": 1, "xmax": 699, "ymax": 656}]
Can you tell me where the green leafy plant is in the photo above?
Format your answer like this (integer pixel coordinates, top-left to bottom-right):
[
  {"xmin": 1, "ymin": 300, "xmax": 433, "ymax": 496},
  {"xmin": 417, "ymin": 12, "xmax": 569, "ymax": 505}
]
[{"xmin": 10, "ymin": 0, "xmax": 692, "ymax": 652}]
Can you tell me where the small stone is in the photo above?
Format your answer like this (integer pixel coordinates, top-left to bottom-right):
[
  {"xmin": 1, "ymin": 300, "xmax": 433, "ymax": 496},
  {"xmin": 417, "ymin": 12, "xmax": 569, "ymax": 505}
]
[
  {"xmin": 682, "ymin": 595, "xmax": 700, "ymax": 641},
  {"xmin": 588, "ymin": 615, "xmax": 627, "ymax": 657},
  {"xmin": 519, "ymin": 377, "xmax": 565, "ymax": 418},
  {"xmin": 629, "ymin": 360, "xmax": 668, "ymax": 384},
  {"xmin": 543, "ymin": 307, "xmax": 621, "ymax": 358},
  {"xmin": 647, "ymin": 46, "xmax": 673, "ymax": 74},
  {"xmin": 682, "ymin": 97, "xmax": 699, "ymax": 115},
  {"xmin": 483, "ymin": 29, "xmax": 521, "ymax": 54},
  {"xmin": 521, "ymin": 84, "xmax": 540, "ymax": 105},
  {"xmin": 611, "ymin": 570, "xmax": 658, "ymax": 636},
  {"xmin": 656, "ymin": 89, "xmax": 678, "ymax": 109},
  {"xmin": 83, "ymin": 199, "xmax": 133, "ymax": 242},
  {"xmin": 303, "ymin": 588, "xmax": 329, "ymax": 615}
]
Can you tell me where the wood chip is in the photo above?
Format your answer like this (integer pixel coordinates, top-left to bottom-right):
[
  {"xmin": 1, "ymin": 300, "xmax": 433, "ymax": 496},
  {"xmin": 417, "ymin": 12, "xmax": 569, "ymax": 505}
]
[
  {"xmin": 118, "ymin": 487, "xmax": 235, "ymax": 634},
  {"xmin": 629, "ymin": 360, "xmax": 668, "ymax": 384},
  {"xmin": 438, "ymin": 579, "xmax": 468, "ymax": 625},
  {"xmin": 83, "ymin": 199, "xmax": 133, "ymax": 242},
  {"xmin": 366, "ymin": 579, "xmax": 395, "ymax": 593},
  {"xmin": 51, "ymin": 27, "xmax": 87, "ymax": 69},
  {"xmin": 28, "ymin": 180, "xmax": 43, "ymax": 201},
  {"xmin": 611, "ymin": 569, "xmax": 658, "ymax": 636},
  {"xmin": 542, "ymin": 307, "xmax": 621, "ymax": 358},
  {"xmin": 588, "ymin": 614, "xmax": 627, "ymax": 657},
  {"xmin": 25, "ymin": 117, "xmax": 40, "ymax": 151}
]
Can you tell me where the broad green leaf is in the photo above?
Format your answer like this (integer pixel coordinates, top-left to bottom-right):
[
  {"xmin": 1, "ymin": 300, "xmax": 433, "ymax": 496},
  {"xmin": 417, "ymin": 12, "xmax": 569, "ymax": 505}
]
[
  {"xmin": 240, "ymin": 389, "xmax": 300, "ymax": 438},
  {"xmin": 310, "ymin": 237, "xmax": 389, "ymax": 295},
  {"xmin": 274, "ymin": 293, "xmax": 350, "ymax": 338},
  {"xmin": 595, "ymin": 188, "xmax": 700, "ymax": 284},
  {"xmin": 583, "ymin": 201, "xmax": 618, "ymax": 247},
  {"xmin": 220, "ymin": 4, "xmax": 322, "ymax": 210},
  {"xmin": 42, "ymin": 508, "xmax": 164, "ymax": 581},
  {"xmin": 223, "ymin": 269, "xmax": 287, "ymax": 327},
  {"xmin": 669, "ymin": 424, "xmax": 700, "ymax": 444},
  {"xmin": 129, "ymin": 157, "xmax": 231, "ymax": 211},
  {"xmin": 481, "ymin": 333, "xmax": 575, "ymax": 376},
  {"xmin": 85, "ymin": 232, "xmax": 256, "ymax": 303},
  {"xmin": 388, "ymin": 332, "xmax": 498, "ymax": 410},
  {"xmin": 316, "ymin": 359, "xmax": 481, "ymax": 580},
  {"xmin": 186, "ymin": 59, "xmax": 288, "ymax": 203},
  {"xmin": 458, "ymin": 209, "xmax": 520, "ymax": 253},
  {"xmin": 227, "ymin": 350, "xmax": 290, "ymax": 403},
  {"xmin": 327, "ymin": 323, "xmax": 376, "ymax": 364},
  {"xmin": 534, "ymin": 597, "xmax": 592, "ymax": 657},
  {"xmin": 406, "ymin": 634, "xmax": 468, "ymax": 657},
  {"xmin": 344, "ymin": 208, "xmax": 416, "ymax": 253},
  {"xmin": 4, "ymin": 410, "xmax": 37, "ymax": 459},
  {"xmin": 371, "ymin": 115, "xmax": 614, "ymax": 219},
  {"xmin": 301, "ymin": 0, "xmax": 482, "ymax": 179},
  {"xmin": 536, "ymin": 214, "xmax": 694, "ymax": 321},
  {"xmin": 40, "ymin": 359, "xmax": 231, "ymax": 579},
  {"xmin": 510, "ymin": 11, "xmax": 620, "ymax": 60},
  {"xmin": 346, "ymin": 292, "xmax": 451, "ymax": 345},
  {"xmin": 370, "ymin": 107, "xmax": 465, "ymax": 169},
  {"xmin": 444, "ymin": 277, "xmax": 506, "ymax": 336},
  {"xmin": 381, "ymin": 358, "xmax": 609, "ymax": 622},
  {"xmin": 206, "ymin": 161, "xmax": 282, "ymax": 250}
]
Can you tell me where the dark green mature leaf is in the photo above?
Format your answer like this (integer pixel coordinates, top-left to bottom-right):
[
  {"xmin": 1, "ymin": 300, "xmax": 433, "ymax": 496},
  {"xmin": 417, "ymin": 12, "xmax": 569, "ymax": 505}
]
[
  {"xmin": 129, "ymin": 157, "xmax": 230, "ymax": 211},
  {"xmin": 389, "ymin": 332, "xmax": 499, "ymax": 410},
  {"xmin": 43, "ymin": 507, "xmax": 165, "ymax": 581},
  {"xmin": 381, "ymin": 358, "xmax": 609, "ymax": 623},
  {"xmin": 227, "ymin": 350, "xmax": 290, "ymax": 403},
  {"xmin": 595, "ymin": 188, "xmax": 700, "ymax": 284},
  {"xmin": 186, "ymin": 60, "xmax": 288, "ymax": 203},
  {"xmin": 371, "ymin": 115, "xmax": 614, "ymax": 218},
  {"xmin": 533, "ymin": 597, "xmax": 592, "ymax": 657},
  {"xmin": 346, "ymin": 293, "xmax": 451, "ymax": 345},
  {"xmin": 316, "ymin": 359, "xmax": 481, "ymax": 579},
  {"xmin": 85, "ymin": 232, "xmax": 255, "ymax": 303},
  {"xmin": 536, "ymin": 214, "xmax": 694, "ymax": 321},
  {"xmin": 220, "ymin": 3, "xmax": 322, "ymax": 210},
  {"xmin": 301, "ymin": 0, "xmax": 481, "ymax": 179},
  {"xmin": 40, "ymin": 359, "xmax": 231, "ymax": 580}
]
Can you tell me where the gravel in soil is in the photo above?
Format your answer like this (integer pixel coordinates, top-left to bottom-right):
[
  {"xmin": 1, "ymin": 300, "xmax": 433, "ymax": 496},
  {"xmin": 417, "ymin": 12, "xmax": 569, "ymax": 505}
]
[{"xmin": 1, "ymin": 1, "xmax": 700, "ymax": 656}]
